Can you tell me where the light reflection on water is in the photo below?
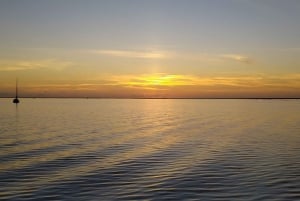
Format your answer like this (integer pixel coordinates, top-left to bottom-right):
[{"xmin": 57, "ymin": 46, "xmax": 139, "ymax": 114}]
[{"xmin": 0, "ymin": 99, "xmax": 300, "ymax": 200}]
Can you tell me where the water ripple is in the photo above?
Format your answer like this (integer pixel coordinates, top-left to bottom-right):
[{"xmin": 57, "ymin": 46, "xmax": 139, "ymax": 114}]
[{"xmin": 0, "ymin": 99, "xmax": 299, "ymax": 200}]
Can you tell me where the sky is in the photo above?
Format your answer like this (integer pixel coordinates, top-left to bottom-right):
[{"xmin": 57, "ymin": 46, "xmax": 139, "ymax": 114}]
[{"xmin": 0, "ymin": 0, "xmax": 299, "ymax": 98}]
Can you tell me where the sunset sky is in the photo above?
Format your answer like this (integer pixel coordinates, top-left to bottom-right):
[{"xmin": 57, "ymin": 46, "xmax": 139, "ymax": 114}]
[{"xmin": 0, "ymin": 0, "xmax": 299, "ymax": 98}]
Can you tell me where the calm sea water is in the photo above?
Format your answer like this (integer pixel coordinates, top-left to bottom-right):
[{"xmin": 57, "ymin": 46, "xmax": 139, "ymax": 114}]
[{"xmin": 0, "ymin": 98, "xmax": 299, "ymax": 200}]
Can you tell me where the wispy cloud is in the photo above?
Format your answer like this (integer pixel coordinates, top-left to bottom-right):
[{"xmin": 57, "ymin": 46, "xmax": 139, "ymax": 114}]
[
  {"xmin": 274, "ymin": 47, "xmax": 300, "ymax": 52},
  {"xmin": 167, "ymin": 52, "xmax": 254, "ymax": 65},
  {"xmin": 220, "ymin": 54, "xmax": 253, "ymax": 64},
  {"xmin": 105, "ymin": 73, "xmax": 300, "ymax": 89},
  {"xmin": 0, "ymin": 59, "xmax": 72, "ymax": 71},
  {"xmin": 5, "ymin": 73, "xmax": 299, "ymax": 98},
  {"xmin": 110, "ymin": 74, "xmax": 197, "ymax": 88},
  {"xmin": 91, "ymin": 49, "xmax": 167, "ymax": 59}
]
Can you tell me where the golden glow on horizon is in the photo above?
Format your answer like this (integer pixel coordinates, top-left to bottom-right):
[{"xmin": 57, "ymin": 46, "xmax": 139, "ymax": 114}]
[
  {"xmin": 0, "ymin": 56, "xmax": 299, "ymax": 98},
  {"xmin": 1, "ymin": 73, "xmax": 299, "ymax": 98},
  {"xmin": 110, "ymin": 73, "xmax": 300, "ymax": 89}
]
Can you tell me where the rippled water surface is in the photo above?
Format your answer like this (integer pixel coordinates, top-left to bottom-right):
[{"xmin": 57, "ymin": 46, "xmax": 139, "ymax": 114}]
[{"xmin": 1, "ymin": 99, "xmax": 300, "ymax": 200}]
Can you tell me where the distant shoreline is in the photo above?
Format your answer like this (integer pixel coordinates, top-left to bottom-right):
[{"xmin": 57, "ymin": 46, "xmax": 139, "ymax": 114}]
[{"xmin": 1, "ymin": 97, "xmax": 300, "ymax": 100}]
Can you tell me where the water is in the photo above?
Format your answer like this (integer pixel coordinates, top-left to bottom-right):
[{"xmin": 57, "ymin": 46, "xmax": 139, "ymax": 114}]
[{"xmin": 0, "ymin": 98, "xmax": 300, "ymax": 200}]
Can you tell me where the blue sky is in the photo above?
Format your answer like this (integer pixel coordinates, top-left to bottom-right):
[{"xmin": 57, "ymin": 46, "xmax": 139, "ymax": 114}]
[{"xmin": 1, "ymin": 0, "xmax": 299, "ymax": 49}]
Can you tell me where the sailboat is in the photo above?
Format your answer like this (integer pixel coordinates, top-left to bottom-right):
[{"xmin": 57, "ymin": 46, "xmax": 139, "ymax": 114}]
[{"xmin": 13, "ymin": 79, "xmax": 20, "ymax": 104}]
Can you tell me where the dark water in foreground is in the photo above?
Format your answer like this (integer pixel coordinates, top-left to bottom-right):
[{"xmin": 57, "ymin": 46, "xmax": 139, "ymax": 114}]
[{"xmin": 0, "ymin": 99, "xmax": 300, "ymax": 200}]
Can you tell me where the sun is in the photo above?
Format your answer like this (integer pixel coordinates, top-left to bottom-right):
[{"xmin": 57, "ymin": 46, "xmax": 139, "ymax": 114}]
[
  {"xmin": 143, "ymin": 75, "xmax": 179, "ymax": 86},
  {"xmin": 112, "ymin": 73, "xmax": 196, "ymax": 90}
]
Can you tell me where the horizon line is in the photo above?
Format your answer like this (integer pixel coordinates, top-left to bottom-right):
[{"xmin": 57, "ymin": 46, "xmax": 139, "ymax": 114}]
[{"xmin": 0, "ymin": 97, "xmax": 300, "ymax": 100}]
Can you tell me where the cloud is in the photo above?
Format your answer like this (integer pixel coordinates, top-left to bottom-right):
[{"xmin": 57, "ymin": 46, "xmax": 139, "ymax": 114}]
[
  {"xmin": 220, "ymin": 54, "xmax": 253, "ymax": 64},
  {"xmin": 91, "ymin": 49, "xmax": 167, "ymax": 59},
  {"xmin": 3, "ymin": 73, "xmax": 298, "ymax": 98},
  {"xmin": 109, "ymin": 74, "xmax": 196, "ymax": 87},
  {"xmin": 165, "ymin": 52, "xmax": 254, "ymax": 65},
  {"xmin": 275, "ymin": 47, "xmax": 300, "ymax": 52},
  {"xmin": 103, "ymin": 73, "xmax": 300, "ymax": 89},
  {"xmin": 90, "ymin": 49, "xmax": 254, "ymax": 65},
  {"xmin": 0, "ymin": 59, "xmax": 72, "ymax": 71}
]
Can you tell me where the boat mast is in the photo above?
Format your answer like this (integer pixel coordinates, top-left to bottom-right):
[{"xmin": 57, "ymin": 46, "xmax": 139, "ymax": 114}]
[
  {"xmin": 13, "ymin": 78, "xmax": 20, "ymax": 104},
  {"xmin": 16, "ymin": 78, "xmax": 18, "ymax": 98}
]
